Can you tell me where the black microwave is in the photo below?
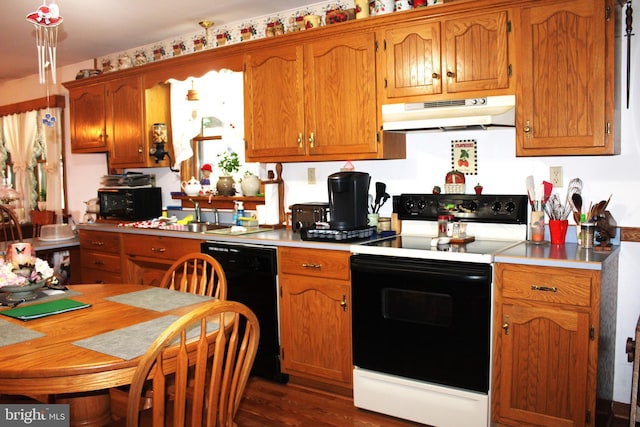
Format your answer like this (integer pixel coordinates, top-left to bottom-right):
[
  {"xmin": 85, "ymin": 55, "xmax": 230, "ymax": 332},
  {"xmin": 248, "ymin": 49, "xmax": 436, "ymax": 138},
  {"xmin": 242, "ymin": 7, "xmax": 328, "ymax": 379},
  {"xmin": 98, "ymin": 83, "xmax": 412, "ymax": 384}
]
[{"xmin": 98, "ymin": 187, "xmax": 162, "ymax": 221}]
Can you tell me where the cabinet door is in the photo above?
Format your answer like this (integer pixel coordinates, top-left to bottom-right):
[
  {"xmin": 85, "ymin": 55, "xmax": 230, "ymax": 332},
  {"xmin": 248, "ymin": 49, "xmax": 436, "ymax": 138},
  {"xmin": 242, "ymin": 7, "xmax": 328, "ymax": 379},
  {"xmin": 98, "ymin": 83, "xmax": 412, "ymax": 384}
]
[
  {"xmin": 68, "ymin": 85, "xmax": 108, "ymax": 153},
  {"xmin": 495, "ymin": 303, "xmax": 590, "ymax": 426},
  {"xmin": 107, "ymin": 76, "xmax": 145, "ymax": 168},
  {"xmin": 279, "ymin": 275, "xmax": 352, "ymax": 385},
  {"xmin": 244, "ymin": 45, "xmax": 306, "ymax": 161},
  {"xmin": 444, "ymin": 11, "xmax": 511, "ymax": 93},
  {"xmin": 304, "ymin": 32, "xmax": 378, "ymax": 157},
  {"xmin": 381, "ymin": 21, "xmax": 442, "ymax": 100},
  {"xmin": 516, "ymin": 0, "xmax": 616, "ymax": 156}
]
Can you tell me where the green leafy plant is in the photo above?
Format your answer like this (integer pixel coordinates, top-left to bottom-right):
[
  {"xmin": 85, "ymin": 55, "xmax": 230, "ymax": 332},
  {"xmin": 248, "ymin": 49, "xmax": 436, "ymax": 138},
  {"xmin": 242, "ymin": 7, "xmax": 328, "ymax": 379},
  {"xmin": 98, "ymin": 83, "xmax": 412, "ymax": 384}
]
[{"xmin": 217, "ymin": 151, "xmax": 240, "ymax": 175}]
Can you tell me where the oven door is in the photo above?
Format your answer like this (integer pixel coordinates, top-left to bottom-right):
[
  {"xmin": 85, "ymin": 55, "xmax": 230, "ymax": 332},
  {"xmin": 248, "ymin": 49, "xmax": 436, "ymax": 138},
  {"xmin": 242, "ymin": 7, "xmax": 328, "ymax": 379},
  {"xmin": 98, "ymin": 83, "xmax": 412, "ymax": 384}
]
[{"xmin": 350, "ymin": 254, "xmax": 492, "ymax": 393}]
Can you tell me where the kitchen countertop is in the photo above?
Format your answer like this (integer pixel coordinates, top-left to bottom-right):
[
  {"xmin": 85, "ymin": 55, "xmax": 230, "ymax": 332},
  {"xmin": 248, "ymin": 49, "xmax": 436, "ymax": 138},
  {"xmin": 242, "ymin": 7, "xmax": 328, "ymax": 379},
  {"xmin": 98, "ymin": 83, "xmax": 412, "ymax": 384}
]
[
  {"xmin": 76, "ymin": 223, "xmax": 370, "ymax": 251},
  {"xmin": 78, "ymin": 223, "xmax": 620, "ymax": 269},
  {"xmin": 494, "ymin": 241, "xmax": 620, "ymax": 270}
]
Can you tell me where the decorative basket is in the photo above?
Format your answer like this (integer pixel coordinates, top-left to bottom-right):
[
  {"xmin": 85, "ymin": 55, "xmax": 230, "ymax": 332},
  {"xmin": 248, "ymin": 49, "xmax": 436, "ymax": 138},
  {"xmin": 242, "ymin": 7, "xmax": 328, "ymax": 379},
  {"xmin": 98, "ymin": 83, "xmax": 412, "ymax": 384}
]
[{"xmin": 444, "ymin": 183, "xmax": 465, "ymax": 194}]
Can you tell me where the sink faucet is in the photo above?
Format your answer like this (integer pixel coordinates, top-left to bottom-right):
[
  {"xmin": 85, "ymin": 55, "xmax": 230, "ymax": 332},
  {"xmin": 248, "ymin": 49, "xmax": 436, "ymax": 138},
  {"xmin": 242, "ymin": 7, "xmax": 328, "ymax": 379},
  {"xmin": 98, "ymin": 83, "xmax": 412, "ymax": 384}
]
[
  {"xmin": 211, "ymin": 207, "xmax": 219, "ymax": 225},
  {"xmin": 190, "ymin": 199, "xmax": 201, "ymax": 222}
]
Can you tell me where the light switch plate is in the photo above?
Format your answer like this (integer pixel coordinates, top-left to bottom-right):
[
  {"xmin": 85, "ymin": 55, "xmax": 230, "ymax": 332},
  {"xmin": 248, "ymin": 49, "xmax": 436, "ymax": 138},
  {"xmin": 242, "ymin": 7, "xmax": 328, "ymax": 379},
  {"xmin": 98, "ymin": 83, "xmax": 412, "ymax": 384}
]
[
  {"xmin": 307, "ymin": 167, "xmax": 316, "ymax": 185},
  {"xmin": 549, "ymin": 166, "xmax": 563, "ymax": 187}
]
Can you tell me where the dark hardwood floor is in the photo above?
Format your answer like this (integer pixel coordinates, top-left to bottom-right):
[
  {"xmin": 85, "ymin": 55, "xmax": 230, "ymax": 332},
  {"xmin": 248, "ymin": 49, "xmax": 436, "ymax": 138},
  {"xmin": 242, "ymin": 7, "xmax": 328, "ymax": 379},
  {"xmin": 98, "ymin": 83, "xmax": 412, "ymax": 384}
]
[{"xmin": 235, "ymin": 378, "xmax": 426, "ymax": 427}]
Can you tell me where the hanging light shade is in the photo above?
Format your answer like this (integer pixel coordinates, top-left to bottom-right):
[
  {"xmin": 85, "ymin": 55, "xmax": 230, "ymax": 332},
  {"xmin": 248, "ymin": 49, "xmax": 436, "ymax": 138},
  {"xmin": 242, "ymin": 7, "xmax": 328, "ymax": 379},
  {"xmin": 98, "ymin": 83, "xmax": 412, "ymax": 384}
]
[{"xmin": 186, "ymin": 80, "xmax": 200, "ymax": 101}]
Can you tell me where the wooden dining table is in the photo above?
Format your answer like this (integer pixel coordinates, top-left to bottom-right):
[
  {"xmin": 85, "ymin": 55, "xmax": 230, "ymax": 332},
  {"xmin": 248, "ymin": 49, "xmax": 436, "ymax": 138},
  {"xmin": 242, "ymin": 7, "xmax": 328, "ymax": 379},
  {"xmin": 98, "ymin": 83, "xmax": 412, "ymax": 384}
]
[{"xmin": 0, "ymin": 283, "xmax": 216, "ymax": 426}]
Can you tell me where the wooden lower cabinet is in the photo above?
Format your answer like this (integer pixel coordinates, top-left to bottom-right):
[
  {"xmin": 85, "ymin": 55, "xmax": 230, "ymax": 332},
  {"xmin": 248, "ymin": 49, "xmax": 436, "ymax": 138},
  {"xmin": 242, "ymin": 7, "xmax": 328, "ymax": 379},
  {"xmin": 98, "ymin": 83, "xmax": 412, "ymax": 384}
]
[
  {"xmin": 78, "ymin": 229, "xmax": 123, "ymax": 283},
  {"xmin": 121, "ymin": 234, "xmax": 202, "ymax": 287},
  {"xmin": 492, "ymin": 261, "xmax": 618, "ymax": 427},
  {"xmin": 278, "ymin": 247, "xmax": 352, "ymax": 392}
]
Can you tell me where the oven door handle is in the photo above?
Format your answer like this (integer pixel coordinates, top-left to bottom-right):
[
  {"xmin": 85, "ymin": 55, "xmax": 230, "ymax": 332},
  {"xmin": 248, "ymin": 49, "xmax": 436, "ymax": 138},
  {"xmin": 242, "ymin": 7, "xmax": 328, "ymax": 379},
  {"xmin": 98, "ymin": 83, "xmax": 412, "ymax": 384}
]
[{"xmin": 351, "ymin": 256, "xmax": 491, "ymax": 282}]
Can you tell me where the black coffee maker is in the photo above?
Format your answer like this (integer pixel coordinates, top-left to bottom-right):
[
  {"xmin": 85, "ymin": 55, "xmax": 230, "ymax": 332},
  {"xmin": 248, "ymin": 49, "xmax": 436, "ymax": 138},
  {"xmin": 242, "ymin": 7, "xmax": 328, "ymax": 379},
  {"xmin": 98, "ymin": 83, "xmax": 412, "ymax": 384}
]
[{"xmin": 327, "ymin": 171, "xmax": 370, "ymax": 230}]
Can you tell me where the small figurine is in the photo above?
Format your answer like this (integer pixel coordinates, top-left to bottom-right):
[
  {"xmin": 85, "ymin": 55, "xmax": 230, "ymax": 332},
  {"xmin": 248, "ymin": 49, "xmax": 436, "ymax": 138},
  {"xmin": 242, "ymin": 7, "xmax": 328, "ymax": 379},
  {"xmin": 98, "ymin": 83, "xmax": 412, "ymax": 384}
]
[{"xmin": 200, "ymin": 164, "xmax": 213, "ymax": 185}]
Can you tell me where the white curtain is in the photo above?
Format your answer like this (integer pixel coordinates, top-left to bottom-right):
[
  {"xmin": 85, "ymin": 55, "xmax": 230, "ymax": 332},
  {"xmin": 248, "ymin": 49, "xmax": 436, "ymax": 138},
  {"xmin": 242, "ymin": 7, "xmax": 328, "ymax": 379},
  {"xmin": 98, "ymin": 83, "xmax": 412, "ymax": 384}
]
[
  {"xmin": 3, "ymin": 111, "xmax": 38, "ymax": 222},
  {"xmin": 41, "ymin": 107, "xmax": 63, "ymax": 221}
]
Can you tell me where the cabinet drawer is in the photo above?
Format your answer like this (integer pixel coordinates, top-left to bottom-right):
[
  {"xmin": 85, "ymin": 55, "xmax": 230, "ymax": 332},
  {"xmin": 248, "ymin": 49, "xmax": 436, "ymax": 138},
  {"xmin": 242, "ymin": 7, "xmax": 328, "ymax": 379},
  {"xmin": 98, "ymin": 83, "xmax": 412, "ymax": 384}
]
[
  {"xmin": 498, "ymin": 264, "xmax": 593, "ymax": 307},
  {"xmin": 279, "ymin": 247, "xmax": 350, "ymax": 280},
  {"xmin": 121, "ymin": 234, "xmax": 201, "ymax": 260},
  {"xmin": 79, "ymin": 230, "xmax": 121, "ymax": 253},
  {"xmin": 81, "ymin": 267, "xmax": 122, "ymax": 284},
  {"xmin": 80, "ymin": 251, "xmax": 122, "ymax": 273}
]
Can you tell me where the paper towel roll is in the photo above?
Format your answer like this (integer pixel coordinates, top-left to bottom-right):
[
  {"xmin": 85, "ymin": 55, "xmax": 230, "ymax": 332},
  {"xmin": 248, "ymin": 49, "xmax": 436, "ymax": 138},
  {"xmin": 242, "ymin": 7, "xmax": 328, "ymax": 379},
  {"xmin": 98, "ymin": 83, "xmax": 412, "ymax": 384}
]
[
  {"xmin": 256, "ymin": 205, "xmax": 267, "ymax": 225},
  {"xmin": 264, "ymin": 183, "xmax": 280, "ymax": 225}
]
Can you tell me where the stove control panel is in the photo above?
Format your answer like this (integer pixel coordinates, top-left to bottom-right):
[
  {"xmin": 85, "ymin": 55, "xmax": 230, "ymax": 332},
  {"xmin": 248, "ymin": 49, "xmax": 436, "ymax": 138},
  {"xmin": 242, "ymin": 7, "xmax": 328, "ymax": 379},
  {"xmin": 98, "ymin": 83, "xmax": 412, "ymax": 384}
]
[{"xmin": 395, "ymin": 194, "xmax": 528, "ymax": 224}]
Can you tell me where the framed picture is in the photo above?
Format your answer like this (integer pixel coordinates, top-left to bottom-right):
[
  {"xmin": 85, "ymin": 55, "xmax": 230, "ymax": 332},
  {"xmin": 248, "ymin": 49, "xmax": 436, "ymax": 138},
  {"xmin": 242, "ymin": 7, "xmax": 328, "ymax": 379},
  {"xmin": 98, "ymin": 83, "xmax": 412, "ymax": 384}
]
[{"xmin": 451, "ymin": 139, "xmax": 477, "ymax": 175}]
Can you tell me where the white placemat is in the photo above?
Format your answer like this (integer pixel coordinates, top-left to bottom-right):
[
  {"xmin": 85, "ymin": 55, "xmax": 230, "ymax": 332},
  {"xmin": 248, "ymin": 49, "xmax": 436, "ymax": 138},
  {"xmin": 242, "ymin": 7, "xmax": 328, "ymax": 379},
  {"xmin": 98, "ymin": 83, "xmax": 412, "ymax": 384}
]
[
  {"xmin": 0, "ymin": 319, "xmax": 45, "ymax": 347},
  {"xmin": 105, "ymin": 287, "xmax": 213, "ymax": 312}
]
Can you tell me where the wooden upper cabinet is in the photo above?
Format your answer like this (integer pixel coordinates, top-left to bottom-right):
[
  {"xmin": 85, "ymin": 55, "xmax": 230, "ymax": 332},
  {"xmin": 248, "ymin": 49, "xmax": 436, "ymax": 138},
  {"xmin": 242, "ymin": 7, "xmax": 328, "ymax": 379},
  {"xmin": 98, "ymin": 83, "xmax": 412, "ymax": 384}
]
[
  {"xmin": 244, "ymin": 44, "xmax": 305, "ymax": 161},
  {"xmin": 106, "ymin": 76, "xmax": 144, "ymax": 168},
  {"xmin": 444, "ymin": 11, "xmax": 511, "ymax": 94},
  {"xmin": 515, "ymin": 0, "xmax": 619, "ymax": 156},
  {"xmin": 68, "ymin": 84, "xmax": 108, "ymax": 153},
  {"xmin": 380, "ymin": 10, "xmax": 512, "ymax": 103},
  {"xmin": 245, "ymin": 31, "xmax": 402, "ymax": 162},
  {"xmin": 107, "ymin": 76, "xmax": 172, "ymax": 169},
  {"xmin": 381, "ymin": 21, "xmax": 442, "ymax": 100},
  {"xmin": 303, "ymin": 32, "xmax": 378, "ymax": 158}
]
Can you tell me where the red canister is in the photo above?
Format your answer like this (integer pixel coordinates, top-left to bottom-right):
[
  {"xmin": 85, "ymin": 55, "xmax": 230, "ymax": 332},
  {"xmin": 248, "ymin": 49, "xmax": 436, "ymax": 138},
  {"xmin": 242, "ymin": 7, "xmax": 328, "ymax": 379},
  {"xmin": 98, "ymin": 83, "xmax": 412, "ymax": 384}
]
[{"xmin": 414, "ymin": 0, "xmax": 428, "ymax": 7}]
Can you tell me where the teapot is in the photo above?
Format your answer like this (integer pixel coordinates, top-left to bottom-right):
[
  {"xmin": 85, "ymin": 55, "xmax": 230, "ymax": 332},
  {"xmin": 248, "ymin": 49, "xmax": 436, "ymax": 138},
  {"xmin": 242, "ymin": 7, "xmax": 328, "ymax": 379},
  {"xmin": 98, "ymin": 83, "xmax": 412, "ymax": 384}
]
[{"xmin": 181, "ymin": 176, "xmax": 202, "ymax": 196}]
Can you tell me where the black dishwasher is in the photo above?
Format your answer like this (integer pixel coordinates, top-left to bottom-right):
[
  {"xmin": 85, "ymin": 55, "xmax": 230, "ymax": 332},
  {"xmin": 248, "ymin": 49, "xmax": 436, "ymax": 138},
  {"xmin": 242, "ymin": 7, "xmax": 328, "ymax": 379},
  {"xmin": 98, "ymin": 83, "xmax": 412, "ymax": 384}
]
[{"xmin": 201, "ymin": 241, "xmax": 288, "ymax": 383}]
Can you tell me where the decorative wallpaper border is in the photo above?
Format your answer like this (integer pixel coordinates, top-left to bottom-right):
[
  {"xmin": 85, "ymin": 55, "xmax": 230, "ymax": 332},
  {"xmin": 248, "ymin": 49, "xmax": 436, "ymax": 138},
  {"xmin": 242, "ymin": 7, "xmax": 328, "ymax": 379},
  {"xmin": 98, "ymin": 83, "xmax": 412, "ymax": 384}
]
[{"xmin": 97, "ymin": 1, "xmax": 352, "ymax": 73}]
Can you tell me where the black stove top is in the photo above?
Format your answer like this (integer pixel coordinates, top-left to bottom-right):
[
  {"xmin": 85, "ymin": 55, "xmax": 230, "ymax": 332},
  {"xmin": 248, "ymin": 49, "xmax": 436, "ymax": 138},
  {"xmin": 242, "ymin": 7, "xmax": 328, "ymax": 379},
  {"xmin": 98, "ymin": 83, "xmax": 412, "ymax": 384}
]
[{"xmin": 395, "ymin": 194, "xmax": 528, "ymax": 224}]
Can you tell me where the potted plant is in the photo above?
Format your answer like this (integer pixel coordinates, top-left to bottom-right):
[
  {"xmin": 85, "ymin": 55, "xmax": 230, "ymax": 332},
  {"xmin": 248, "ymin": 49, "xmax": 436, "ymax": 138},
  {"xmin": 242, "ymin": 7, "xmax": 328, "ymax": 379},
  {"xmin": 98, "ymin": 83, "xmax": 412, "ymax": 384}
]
[{"xmin": 216, "ymin": 151, "xmax": 240, "ymax": 196}]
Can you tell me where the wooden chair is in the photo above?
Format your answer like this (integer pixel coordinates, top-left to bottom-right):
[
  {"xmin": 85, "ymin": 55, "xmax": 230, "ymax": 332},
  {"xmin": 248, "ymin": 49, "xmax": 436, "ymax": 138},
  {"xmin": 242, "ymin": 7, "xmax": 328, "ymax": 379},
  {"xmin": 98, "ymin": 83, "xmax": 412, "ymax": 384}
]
[
  {"xmin": 30, "ymin": 210, "xmax": 56, "ymax": 238},
  {"xmin": 159, "ymin": 253, "xmax": 227, "ymax": 300},
  {"xmin": 121, "ymin": 300, "xmax": 260, "ymax": 427},
  {"xmin": 0, "ymin": 205, "xmax": 22, "ymax": 242}
]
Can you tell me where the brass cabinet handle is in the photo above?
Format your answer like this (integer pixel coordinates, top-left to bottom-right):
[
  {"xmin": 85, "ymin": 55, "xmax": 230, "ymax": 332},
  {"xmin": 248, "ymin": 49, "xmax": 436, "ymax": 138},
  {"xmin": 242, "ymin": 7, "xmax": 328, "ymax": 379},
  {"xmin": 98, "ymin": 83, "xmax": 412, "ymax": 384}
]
[
  {"xmin": 502, "ymin": 315, "xmax": 510, "ymax": 335},
  {"xmin": 138, "ymin": 146, "xmax": 143, "ymax": 153},
  {"xmin": 302, "ymin": 263, "xmax": 321, "ymax": 269},
  {"xmin": 432, "ymin": 72, "xmax": 440, "ymax": 79},
  {"xmin": 297, "ymin": 133, "xmax": 303, "ymax": 147},
  {"xmin": 308, "ymin": 132, "xmax": 315, "ymax": 148},
  {"xmin": 446, "ymin": 70, "xmax": 455, "ymax": 78},
  {"xmin": 340, "ymin": 295, "xmax": 347, "ymax": 312},
  {"xmin": 531, "ymin": 285, "xmax": 558, "ymax": 292},
  {"xmin": 93, "ymin": 260, "xmax": 104, "ymax": 266},
  {"xmin": 524, "ymin": 120, "xmax": 532, "ymax": 138},
  {"xmin": 151, "ymin": 247, "xmax": 167, "ymax": 253},
  {"xmin": 91, "ymin": 241, "xmax": 105, "ymax": 247}
]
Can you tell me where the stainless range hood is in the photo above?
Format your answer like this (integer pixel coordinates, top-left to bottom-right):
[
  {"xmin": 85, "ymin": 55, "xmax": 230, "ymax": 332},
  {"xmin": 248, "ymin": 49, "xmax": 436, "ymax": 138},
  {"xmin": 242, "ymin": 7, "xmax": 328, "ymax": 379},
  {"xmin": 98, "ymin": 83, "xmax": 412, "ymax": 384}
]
[{"xmin": 382, "ymin": 95, "xmax": 515, "ymax": 132}]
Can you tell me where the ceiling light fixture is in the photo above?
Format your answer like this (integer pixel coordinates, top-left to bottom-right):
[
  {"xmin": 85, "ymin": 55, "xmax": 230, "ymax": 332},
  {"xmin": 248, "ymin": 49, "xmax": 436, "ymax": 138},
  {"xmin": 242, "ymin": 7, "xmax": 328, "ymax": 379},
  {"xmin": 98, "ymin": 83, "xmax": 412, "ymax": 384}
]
[{"xmin": 199, "ymin": 20, "xmax": 214, "ymax": 48}]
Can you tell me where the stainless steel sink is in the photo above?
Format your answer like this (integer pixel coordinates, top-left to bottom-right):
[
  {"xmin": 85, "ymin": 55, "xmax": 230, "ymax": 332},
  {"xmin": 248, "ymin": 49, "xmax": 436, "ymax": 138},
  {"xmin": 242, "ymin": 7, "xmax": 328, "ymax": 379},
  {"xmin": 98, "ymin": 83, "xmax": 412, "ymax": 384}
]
[{"xmin": 184, "ymin": 222, "xmax": 231, "ymax": 232}]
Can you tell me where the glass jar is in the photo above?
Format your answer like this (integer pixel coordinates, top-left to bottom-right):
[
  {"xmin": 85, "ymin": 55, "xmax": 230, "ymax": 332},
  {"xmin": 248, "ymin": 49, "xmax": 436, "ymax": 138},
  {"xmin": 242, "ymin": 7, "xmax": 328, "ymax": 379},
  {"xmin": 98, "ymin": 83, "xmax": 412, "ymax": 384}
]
[
  {"xmin": 438, "ymin": 215, "xmax": 449, "ymax": 237},
  {"xmin": 377, "ymin": 217, "xmax": 391, "ymax": 233}
]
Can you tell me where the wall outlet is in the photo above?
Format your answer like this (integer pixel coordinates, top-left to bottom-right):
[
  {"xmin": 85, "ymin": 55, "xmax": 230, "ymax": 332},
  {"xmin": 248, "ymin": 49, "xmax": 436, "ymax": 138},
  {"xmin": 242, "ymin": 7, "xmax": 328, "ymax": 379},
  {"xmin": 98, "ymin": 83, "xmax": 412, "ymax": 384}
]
[
  {"xmin": 307, "ymin": 167, "xmax": 316, "ymax": 185},
  {"xmin": 549, "ymin": 166, "xmax": 563, "ymax": 187}
]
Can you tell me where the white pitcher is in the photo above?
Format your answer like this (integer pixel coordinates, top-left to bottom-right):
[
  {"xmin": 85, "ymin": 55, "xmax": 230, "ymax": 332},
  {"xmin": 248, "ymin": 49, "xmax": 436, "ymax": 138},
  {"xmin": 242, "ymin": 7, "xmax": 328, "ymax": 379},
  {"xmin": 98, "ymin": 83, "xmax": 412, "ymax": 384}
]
[{"xmin": 181, "ymin": 176, "xmax": 202, "ymax": 196}]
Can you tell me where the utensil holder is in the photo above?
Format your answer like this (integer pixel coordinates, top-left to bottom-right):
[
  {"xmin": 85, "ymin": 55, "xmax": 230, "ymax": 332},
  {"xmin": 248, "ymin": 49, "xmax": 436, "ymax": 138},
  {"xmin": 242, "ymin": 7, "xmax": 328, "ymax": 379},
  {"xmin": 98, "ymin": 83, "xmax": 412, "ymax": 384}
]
[
  {"xmin": 549, "ymin": 219, "xmax": 568, "ymax": 245},
  {"xmin": 530, "ymin": 210, "xmax": 545, "ymax": 242}
]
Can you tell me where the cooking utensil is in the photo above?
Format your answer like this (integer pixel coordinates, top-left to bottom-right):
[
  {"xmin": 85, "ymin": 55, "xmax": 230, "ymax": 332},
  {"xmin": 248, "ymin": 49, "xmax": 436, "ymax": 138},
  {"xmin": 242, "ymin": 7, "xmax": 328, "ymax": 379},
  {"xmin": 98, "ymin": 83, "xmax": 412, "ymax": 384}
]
[
  {"xmin": 525, "ymin": 176, "xmax": 535, "ymax": 205},
  {"xmin": 542, "ymin": 181, "xmax": 553, "ymax": 204}
]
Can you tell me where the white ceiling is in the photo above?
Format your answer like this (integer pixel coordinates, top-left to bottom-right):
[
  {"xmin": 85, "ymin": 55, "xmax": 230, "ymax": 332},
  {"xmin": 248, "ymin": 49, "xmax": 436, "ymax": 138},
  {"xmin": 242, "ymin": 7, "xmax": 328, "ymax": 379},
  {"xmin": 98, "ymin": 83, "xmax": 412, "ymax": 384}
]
[{"xmin": 1, "ymin": 0, "xmax": 314, "ymax": 83}]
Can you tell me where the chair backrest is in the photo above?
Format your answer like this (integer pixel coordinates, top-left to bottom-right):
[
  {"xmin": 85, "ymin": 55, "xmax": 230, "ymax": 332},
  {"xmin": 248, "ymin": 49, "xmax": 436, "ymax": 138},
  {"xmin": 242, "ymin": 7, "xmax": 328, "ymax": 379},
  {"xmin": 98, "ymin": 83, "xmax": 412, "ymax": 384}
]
[
  {"xmin": 159, "ymin": 253, "xmax": 227, "ymax": 300},
  {"xmin": 125, "ymin": 300, "xmax": 260, "ymax": 427},
  {"xmin": 30, "ymin": 210, "xmax": 56, "ymax": 238},
  {"xmin": 0, "ymin": 205, "xmax": 22, "ymax": 242}
]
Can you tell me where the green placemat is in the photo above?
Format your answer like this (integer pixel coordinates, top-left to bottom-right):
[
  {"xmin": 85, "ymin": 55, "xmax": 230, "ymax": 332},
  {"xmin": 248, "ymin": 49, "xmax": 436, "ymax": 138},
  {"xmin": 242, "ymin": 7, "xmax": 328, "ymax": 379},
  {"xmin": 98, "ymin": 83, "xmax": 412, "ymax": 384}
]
[
  {"xmin": 105, "ymin": 287, "xmax": 213, "ymax": 312},
  {"xmin": 0, "ymin": 298, "xmax": 91, "ymax": 321},
  {"xmin": 72, "ymin": 315, "xmax": 219, "ymax": 360},
  {"xmin": 0, "ymin": 318, "xmax": 45, "ymax": 347}
]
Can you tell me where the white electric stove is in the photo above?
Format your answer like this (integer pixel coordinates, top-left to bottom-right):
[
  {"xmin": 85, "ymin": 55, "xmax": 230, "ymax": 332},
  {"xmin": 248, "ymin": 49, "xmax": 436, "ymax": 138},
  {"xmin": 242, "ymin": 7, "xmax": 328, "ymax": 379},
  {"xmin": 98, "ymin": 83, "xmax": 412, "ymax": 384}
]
[{"xmin": 349, "ymin": 194, "xmax": 528, "ymax": 427}]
